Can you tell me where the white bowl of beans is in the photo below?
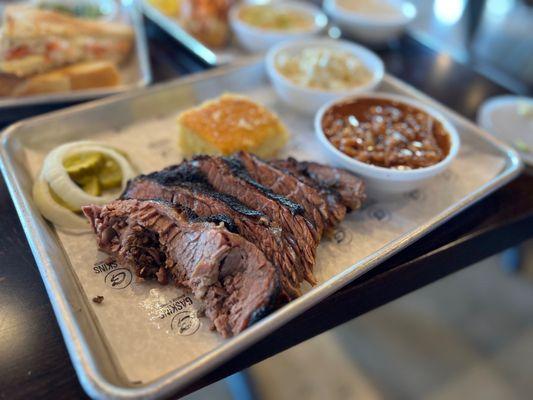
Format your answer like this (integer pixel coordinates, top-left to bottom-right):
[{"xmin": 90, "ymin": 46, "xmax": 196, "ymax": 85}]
[{"xmin": 315, "ymin": 92, "xmax": 460, "ymax": 194}]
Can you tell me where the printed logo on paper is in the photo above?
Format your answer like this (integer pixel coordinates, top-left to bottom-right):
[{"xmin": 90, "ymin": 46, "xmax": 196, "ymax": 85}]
[
  {"xmin": 93, "ymin": 260, "xmax": 119, "ymax": 274},
  {"xmin": 171, "ymin": 311, "xmax": 201, "ymax": 336},
  {"xmin": 366, "ymin": 206, "xmax": 391, "ymax": 222},
  {"xmin": 405, "ymin": 189, "xmax": 426, "ymax": 202},
  {"xmin": 154, "ymin": 295, "xmax": 201, "ymax": 336},
  {"xmin": 158, "ymin": 295, "xmax": 195, "ymax": 319},
  {"xmin": 333, "ymin": 226, "xmax": 352, "ymax": 245},
  {"xmin": 441, "ymin": 170, "xmax": 454, "ymax": 181},
  {"xmin": 94, "ymin": 260, "xmax": 133, "ymax": 289},
  {"xmin": 104, "ymin": 268, "xmax": 132, "ymax": 290}
]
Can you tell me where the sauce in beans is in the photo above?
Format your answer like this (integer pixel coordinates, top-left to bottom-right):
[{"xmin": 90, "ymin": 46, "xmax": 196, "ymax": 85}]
[{"xmin": 322, "ymin": 98, "xmax": 451, "ymax": 169}]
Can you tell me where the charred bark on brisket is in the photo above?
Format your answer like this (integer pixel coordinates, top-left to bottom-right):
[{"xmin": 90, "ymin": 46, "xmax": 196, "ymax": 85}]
[{"xmin": 123, "ymin": 175, "xmax": 303, "ymax": 299}]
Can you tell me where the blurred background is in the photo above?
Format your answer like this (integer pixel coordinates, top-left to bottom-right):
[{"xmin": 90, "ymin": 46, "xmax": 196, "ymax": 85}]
[
  {"xmin": 183, "ymin": 0, "xmax": 533, "ymax": 399},
  {"xmin": 409, "ymin": 0, "xmax": 532, "ymax": 95}
]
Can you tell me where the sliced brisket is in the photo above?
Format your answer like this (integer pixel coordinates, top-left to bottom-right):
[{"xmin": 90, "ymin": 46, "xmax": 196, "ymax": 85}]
[
  {"xmin": 302, "ymin": 161, "xmax": 366, "ymax": 211},
  {"xmin": 122, "ymin": 173, "xmax": 303, "ymax": 299},
  {"xmin": 270, "ymin": 157, "xmax": 366, "ymax": 212},
  {"xmin": 83, "ymin": 199, "xmax": 279, "ymax": 337},
  {"xmin": 179, "ymin": 156, "xmax": 318, "ymax": 286},
  {"xmin": 233, "ymin": 151, "xmax": 330, "ymax": 236}
]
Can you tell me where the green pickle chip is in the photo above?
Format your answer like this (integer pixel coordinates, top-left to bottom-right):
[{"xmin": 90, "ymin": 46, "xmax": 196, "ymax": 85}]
[
  {"xmin": 98, "ymin": 159, "xmax": 123, "ymax": 189},
  {"xmin": 82, "ymin": 176, "xmax": 102, "ymax": 196},
  {"xmin": 63, "ymin": 151, "xmax": 124, "ymax": 196},
  {"xmin": 63, "ymin": 152, "xmax": 105, "ymax": 179}
]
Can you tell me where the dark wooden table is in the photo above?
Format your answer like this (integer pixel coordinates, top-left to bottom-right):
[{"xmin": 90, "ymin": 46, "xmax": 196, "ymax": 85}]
[{"xmin": 0, "ymin": 20, "xmax": 532, "ymax": 400}]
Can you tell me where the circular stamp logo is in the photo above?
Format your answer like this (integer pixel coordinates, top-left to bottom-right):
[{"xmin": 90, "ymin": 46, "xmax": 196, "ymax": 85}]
[
  {"xmin": 366, "ymin": 206, "xmax": 391, "ymax": 222},
  {"xmin": 405, "ymin": 189, "xmax": 425, "ymax": 202},
  {"xmin": 333, "ymin": 226, "xmax": 352, "ymax": 245},
  {"xmin": 171, "ymin": 311, "xmax": 201, "ymax": 336},
  {"xmin": 104, "ymin": 268, "xmax": 132, "ymax": 290},
  {"xmin": 441, "ymin": 170, "xmax": 454, "ymax": 181}
]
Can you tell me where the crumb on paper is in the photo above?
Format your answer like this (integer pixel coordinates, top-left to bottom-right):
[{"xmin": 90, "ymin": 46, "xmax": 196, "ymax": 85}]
[{"xmin": 92, "ymin": 295, "xmax": 104, "ymax": 304}]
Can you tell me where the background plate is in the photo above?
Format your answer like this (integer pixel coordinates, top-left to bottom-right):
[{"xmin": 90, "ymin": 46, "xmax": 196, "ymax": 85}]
[{"xmin": 0, "ymin": 0, "xmax": 152, "ymax": 109}]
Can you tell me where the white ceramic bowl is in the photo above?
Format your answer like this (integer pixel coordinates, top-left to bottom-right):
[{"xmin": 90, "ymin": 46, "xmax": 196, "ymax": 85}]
[
  {"xmin": 315, "ymin": 93, "xmax": 460, "ymax": 195},
  {"xmin": 323, "ymin": 0, "xmax": 417, "ymax": 45},
  {"xmin": 229, "ymin": 1, "xmax": 328, "ymax": 53},
  {"xmin": 266, "ymin": 38, "xmax": 384, "ymax": 114}
]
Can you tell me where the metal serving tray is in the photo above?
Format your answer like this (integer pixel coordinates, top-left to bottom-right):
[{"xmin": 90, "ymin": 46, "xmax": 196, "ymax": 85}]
[
  {"xmin": 0, "ymin": 59, "xmax": 522, "ymax": 399},
  {"xmin": 0, "ymin": 0, "xmax": 152, "ymax": 109},
  {"xmin": 139, "ymin": 0, "xmax": 243, "ymax": 65}
]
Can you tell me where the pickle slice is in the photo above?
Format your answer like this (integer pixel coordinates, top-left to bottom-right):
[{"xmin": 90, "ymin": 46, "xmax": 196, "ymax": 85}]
[
  {"xmin": 63, "ymin": 150, "xmax": 125, "ymax": 196},
  {"xmin": 71, "ymin": 174, "xmax": 94, "ymax": 187},
  {"xmin": 81, "ymin": 176, "xmax": 102, "ymax": 196},
  {"xmin": 98, "ymin": 158, "xmax": 123, "ymax": 189},
  {"xmin": 64, "ymin": 152, "xmax": 105, "ymax": 180}
]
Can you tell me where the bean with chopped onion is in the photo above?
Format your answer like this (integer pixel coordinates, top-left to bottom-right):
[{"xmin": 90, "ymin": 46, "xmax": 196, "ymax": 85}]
[{"xmin": 322, "ymin": 98, "xmax": 451, "ymax": 169}]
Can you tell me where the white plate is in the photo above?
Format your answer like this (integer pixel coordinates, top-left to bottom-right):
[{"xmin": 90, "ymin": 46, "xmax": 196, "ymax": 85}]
[
  {"xmin": 0, "ymin": 0, "xmax": 151, "ymax": 109},
  {"xmin": 477, "ymin": 95, "xmax": 533, "ymax": 165}
]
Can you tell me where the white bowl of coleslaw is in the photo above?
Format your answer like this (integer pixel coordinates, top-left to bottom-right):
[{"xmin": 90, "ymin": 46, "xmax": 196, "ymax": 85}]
[{"xmin": 266, "ymin": 38, "xmax": 384, "ymax": 114}]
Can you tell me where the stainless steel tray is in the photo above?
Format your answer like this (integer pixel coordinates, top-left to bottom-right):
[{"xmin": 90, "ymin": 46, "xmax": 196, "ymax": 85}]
[
  {"xmin": 139, "ymin": 0, "xmax": 243, "ymax": 65},
  {"xmin": 0, "ymin": 0, "xmax": 152, "ymax": 109},
  {"xmin": 0, "ymin": 59, "xmax": 522, "ymax": 399}
]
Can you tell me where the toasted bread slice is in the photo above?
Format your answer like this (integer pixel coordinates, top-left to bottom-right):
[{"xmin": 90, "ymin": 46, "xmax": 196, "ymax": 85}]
[
  {"xmin": 12, "ymin": 61, "xmax": 121, "ymax": 96},
  {"xmin": 60, "ymin": 61, "xmax": 121, "ymax": 90},
  {"xmin": 13, "ymin": 71, "xmax": 71, "ymax": 96},
  {"xmin": 177, "ymin": 93, "xmax": 289, "ymax": 158}
]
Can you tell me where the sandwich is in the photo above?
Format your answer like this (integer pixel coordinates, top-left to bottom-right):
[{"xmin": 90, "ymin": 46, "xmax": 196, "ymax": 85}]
[{"xmin": 0, "ymin": 4, "xmax": 134, "ymax": 78}]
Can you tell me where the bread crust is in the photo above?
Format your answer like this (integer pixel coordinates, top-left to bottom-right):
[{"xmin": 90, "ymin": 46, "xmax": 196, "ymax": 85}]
[
  {"xmin": 177, "ymin": 93, "xmax": 289, "ymax": 157},
  {"xmin": 3, "ymin": 61, "xmax": 120, "ymax": 97}
]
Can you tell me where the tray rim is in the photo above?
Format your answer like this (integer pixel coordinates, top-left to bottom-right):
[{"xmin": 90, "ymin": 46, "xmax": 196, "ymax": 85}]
[
  {"xmin": 0, "ymin": 58, "xmax": 523, "ymax": 399},
  {"xmin": 0, "ymin": 0, "xmax": 152, "ymax": 109}
]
